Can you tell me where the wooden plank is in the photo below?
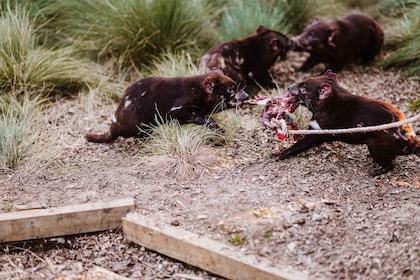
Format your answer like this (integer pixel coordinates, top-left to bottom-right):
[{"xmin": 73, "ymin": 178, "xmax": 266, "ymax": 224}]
[
  {"xmin": 123, "ymin": 212, "xmax": 307, "ymax": 280},
  {"xmin": 0, "ymin": 198, "xmax": 135, "ymax": 243}
]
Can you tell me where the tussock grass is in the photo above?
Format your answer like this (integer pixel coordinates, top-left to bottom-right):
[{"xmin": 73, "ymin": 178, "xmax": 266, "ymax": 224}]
[
  {"xmin": 218, "ymin": 0, "xmax": 350, "ymax": 41},
  {"xmin": 141, "ymin": 117, "xmax": 227, "ymax": 179},
  {"xmin": 219, "ymin": 1, "xmax": 291, "ymax": 41},
  {"xmin": 211, "ymin": 108, "xmax": 261, "ymax": 140},
  {"xmin": 382, "ymin": 3, "xmax": 420, "ymax": 76},
  {"xmin": 335, "ymin": 0, "xmax": 377, "ymax": 9},
  {"xmin": 40, "ymin": 0, "xmax": 217, "ymax": 70},
  {"xmin": 0, "ymin": 3, "xmax": 102, "ymax": 97},
  {"xmin": 277, "ymin": 0, "xmax": 314, "ymax": 34},
  {"xmin": 146, "ymin": 51, "xmax": 200, "ymax": 77},
  {"xmin": 0, "ymin": 94, "xmax": 59, "ymax": 171},
  {"xmin": 379, "ymin": 0, "xmax": 418, "ymax": 47},
  {"xmin": 409, "ymin": 98, "xmax": 420, "ymax": 112}
]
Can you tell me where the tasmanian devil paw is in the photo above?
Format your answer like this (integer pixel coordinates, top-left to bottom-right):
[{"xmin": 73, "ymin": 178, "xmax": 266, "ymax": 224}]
[
  {"xmin": 271, "ymin": 151, "xmax": 288, "ymax": 161},
  {"xmin": 369, "ymin": 165, "xmax": 393, "ymax": 177},
  {"xmin": 207, "ymin": 123, "xmax": 220, "ymax": 131}
]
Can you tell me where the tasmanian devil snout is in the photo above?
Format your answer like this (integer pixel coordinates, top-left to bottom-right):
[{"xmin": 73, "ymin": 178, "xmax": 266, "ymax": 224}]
[
  {"xmin": 287, "ymin": 84, "xmax": 299, "ymax": 95},
  {"xmin": 84, "ymin": 69, "xmax": 248, "ymax": 143}
]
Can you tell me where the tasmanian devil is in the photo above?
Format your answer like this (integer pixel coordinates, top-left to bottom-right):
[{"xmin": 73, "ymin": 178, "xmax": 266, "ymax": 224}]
[
  {"xmin": 84, "ymin": 70, "xmax": 249, "ymax": 143},
  {"xmin": 199, "ymin": 26, "xmax": 295, "ymax": 89},
  {"xmin": 273, "ymin": 70, "xmax": 420, "ymax": 176},
  {"xmin": 294, "ymin": 13, "xmax": 384, "ymax": 72}
]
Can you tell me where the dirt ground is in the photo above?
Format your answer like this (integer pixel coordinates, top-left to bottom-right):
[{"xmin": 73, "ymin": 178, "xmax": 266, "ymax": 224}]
[{"xmin": 1, "ymin": 54, "xmax": 419, "ymax": 279}]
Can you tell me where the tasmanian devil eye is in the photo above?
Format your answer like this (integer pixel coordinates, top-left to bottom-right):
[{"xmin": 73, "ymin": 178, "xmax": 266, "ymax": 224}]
[{"xmin": 300, "ymin": 87, "xmax": 307, "ymax": 94}]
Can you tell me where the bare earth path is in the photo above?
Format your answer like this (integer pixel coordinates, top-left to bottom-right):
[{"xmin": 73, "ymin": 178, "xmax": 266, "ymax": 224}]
[{"xmin": 1, "ymin": 58, "xmax": 419, "ymax": 279}]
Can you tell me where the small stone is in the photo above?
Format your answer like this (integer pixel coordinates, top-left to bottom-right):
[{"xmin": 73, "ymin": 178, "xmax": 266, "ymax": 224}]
[
  {"xmin": 287, "ymin": 242, "xmax": 297, "ymax": 253},
  {"xmin": 312, "ymin": 213, "xmax": 323, "ymax": 221},
  {"xmin": 170, "ymin": 219, "xmax": 180, "ymax": 226}
]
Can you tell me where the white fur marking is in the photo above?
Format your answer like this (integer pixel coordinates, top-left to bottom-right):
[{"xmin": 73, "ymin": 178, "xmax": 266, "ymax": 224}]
[
  {"xmin": 218, "ymin": 57, "xmax": 226, "ymax": 69},
  {"xmin": 309, "ymin": 120, "xmax": 321, "ymax": 130},
  {"xmin": 124, "ymin": 99, "xmax": 132, "ymax": 109},
  {"xmin": 199, "ymin": 54, "xmax": 210, "ymax": 69},
  {"xmin": 111, "ymin": 114, "xmax": 117, "ymax": 123},
  {"xmin": 235, "ymin": 56, "xmax": 244, "ymax": 65},
  {"xmin": 169, "ymin": 106, "xmax": 183, "ymax": 112}
]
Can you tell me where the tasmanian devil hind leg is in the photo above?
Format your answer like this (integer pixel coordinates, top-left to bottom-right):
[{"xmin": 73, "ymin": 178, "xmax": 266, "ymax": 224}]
[{"xmin": 367, "ymin": 143, "xmax": 396, "ymax": 176}]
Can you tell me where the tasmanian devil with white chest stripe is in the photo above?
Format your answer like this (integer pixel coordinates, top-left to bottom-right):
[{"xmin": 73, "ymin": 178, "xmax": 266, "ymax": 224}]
[
  {"xmin": 273, "ymin": 70, "xmax": 420, "ymax": 176},
  {"xmin": 199, "ymin": 26, "xmax": 295, "ymax": 89},
  {"xmin": 84, "ymin": 70, "xmax": 248, "ymax": 143}
]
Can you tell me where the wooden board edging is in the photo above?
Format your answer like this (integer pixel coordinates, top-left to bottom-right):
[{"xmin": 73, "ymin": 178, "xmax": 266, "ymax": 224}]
[
  {"xmin": 0, "ymin": 198, "xmax": 135, "ymax": 243},
  {"xmin": 122, "ymin": 212, "xmax": 307, "ymax": 280}
]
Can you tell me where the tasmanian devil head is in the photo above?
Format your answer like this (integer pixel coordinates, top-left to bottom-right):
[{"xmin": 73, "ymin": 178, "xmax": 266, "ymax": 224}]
[
  {"xmin": 202, "ymin": 69, "xmax": 249, "ymax": 110},
  {"xmin": 287, "ymin": 70, "xmax": 338, "ymax": 113},
  {"xmin": 295, "ymin": 18, "xmax": 337, "ymax": 52},
  {"xmin": 257, "ymin": 25, "xmax": 296, "ymax": 60}
]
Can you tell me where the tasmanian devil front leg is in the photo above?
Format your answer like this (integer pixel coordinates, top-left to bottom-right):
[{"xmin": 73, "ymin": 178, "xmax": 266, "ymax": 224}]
[
  {"xmin": 168, "ymin": 106, "xmax": 220, "ymax": 130},
  {"xmin": 273, "ymin": 134, "xmax": 333, "ymax": 160}
]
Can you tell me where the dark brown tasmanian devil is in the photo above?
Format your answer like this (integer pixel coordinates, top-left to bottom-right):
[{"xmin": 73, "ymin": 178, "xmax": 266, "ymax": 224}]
[
  {"xmin": 273, "ymin": 70, "xmax": 420, "ymax": 176},
  {"xmin": 84, "ymin": 70, "xmax": 248, "ymax": 143},
  {"xmin": 295, "ymin": 13, "xmax": 384, "ymax": 72},
  {"xmin": 199, "ymin": 26, "xmax": 295, "ymax": 88}
]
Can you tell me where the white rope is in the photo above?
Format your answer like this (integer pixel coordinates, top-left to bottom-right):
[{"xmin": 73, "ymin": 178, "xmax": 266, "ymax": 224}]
[{"xmin": 284, "ymin": 114, "xmax": 420, "ymax": 135}]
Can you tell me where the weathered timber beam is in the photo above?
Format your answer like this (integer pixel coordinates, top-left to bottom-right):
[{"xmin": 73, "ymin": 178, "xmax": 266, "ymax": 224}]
[
  {"xmin": 0, "ymin": 198, "xmax": 135, "ymax": 243},
  {"xmin": 123, "ymin": 212, "xmax": 307, "ymax": 280}
]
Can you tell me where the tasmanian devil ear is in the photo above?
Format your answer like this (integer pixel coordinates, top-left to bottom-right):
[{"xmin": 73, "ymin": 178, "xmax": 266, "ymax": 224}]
[
  {"xmin": 269, "ymin": 38, "xmax": 280, "ymax": 52},
  {"xmin": 203, "ymin": 76, "xmax": 216, "ymax": 94},
  {"xmin": 318, "ymin": 83, "xmax": 332, "ymax": 100},
  {"xmin": 324, "ymin": 69, "xmax": 337, "ymax": 80},
  {"xmin": 309, "ymin": 17, "xmax": 319, "ymax": 26},
  {"xmin": 210, "ymin": 67, "xmax": 224, "ymax": 75},
  {"xmin": 256, "ymin": 25, "xmax": 269, "ymax": 34},
  {"xmin": 328, "ymin": 26, "xmax": 337, "ymax": 42}
]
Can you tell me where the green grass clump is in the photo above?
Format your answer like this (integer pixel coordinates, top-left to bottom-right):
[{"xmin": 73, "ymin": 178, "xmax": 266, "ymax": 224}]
[
  {"xmin": 0, "ymin": 93, "xmax": 61, "ymax": 173},
  {"xmin": 272, "ymin": 0, "xmax": 314, "ymax": 34},
  {"xmin": 146, "ymin": 51, "xmax": 200, "ymax": 77},
  {"xmin": 0, "ymin": 3, "xmax": 102, "ymax": 97},
  {"xmin": 229, "ymin": 233, "xmax": 247, "ymax": 246},
  {"xmin": 382, "ymin": 4, "xmax": 420, "ymax": 76},
  {"xmin": 141, "ymin": 116, "xmax": 227, "ymax": 179},
  {"xmin": 219, "ymin": 1, "xmax": 291, "ymax": 41},
  {"xmin": 0, "ymin": 94, "xmax": 43, "ymax": 169},
  {"xmin": 143, "ymin": 116, "xmax": 225, "ymax": 156},
  {"xmin": 409, "ymin": 98, "xmax": 420, "ymax": 112},
  {"xmin": 39, "ymin": 0, "xmax": 217, "ymax": 70}
]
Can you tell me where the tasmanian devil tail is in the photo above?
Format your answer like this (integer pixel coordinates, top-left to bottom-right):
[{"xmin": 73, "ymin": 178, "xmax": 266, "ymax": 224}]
[{"xmin": 84, "ymin": 132, "xmax": 116, "ymax": 143}]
